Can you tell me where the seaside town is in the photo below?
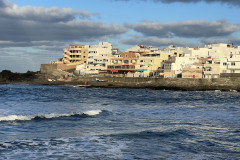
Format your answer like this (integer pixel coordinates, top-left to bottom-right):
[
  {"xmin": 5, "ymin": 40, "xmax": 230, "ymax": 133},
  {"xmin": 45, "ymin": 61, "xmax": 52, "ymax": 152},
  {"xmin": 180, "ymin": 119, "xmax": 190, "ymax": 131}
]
[{"xmin": 41, "ymin": 42, "xmax": 240, "ymax": 80}]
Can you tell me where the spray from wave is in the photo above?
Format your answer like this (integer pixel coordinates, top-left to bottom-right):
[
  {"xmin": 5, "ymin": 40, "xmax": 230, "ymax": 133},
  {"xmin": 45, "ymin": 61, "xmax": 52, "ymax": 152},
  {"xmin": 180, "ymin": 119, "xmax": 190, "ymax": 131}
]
[{"xmin": 0, "ymin": 110, "xmax": 102, "ymax": 122}]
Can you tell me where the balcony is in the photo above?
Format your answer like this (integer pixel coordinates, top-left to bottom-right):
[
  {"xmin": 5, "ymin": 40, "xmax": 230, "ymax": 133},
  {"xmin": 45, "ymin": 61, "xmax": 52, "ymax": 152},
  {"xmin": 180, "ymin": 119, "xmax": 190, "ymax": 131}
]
[{"xmin": 107, "ymin": 65, "xmax": 135, "ymax": 70}]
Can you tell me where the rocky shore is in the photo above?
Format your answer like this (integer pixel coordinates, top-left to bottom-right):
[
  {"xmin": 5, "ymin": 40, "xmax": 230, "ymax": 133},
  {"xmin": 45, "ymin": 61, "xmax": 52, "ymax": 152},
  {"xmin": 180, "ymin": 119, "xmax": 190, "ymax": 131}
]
[{"xmin": 1, "ymin": 70, "xmax": 240, "ymax": 91}]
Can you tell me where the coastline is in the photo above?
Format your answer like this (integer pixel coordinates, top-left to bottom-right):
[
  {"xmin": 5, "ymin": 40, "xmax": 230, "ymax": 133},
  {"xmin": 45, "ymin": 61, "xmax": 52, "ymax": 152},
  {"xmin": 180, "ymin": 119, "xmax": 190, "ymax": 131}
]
[{"xmin": 1, "ymin": 76, "xmax": 240, "ymax": 92}]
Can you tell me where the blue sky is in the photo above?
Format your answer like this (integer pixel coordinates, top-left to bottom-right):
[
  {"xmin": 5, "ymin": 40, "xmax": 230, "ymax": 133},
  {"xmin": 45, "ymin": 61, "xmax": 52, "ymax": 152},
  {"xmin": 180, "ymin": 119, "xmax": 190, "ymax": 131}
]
[{"xmin": 1, "ymin": 0, "xmax": 240, "ymax": 72}]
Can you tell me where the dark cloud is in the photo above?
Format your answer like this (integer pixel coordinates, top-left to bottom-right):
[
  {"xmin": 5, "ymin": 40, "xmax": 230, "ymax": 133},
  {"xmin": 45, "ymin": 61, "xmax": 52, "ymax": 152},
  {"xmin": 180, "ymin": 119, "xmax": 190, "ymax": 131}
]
[
  {"xmin": 125, "ymin": 20, "xmax": 239, "ymax": 38},
  {"xmin": 114, "ymin": 0, "xmax": 240, "ymax": 6},
  {"xmin": 0, "ymin": 40, "xmax": 71, "ymax": 51},
  {"xmin": 0, "ymin": 0, "xmax": 127, "ymax": 47},
  {"xmin": 0, "ymin": 19, "xmax": 126, "ymax": 42},
  {"xmin": 121, "ymin": 37, "xmax": 196, "ymax": 47},
  {"xmin": 201, "ymin": 37, "xmax": 240, "ymax": 45}
]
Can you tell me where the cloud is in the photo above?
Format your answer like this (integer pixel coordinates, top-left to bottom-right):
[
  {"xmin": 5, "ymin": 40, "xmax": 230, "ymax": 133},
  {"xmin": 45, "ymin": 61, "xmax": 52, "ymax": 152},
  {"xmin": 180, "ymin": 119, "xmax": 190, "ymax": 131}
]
[
  {"xmin": 0, "ymin": 0, "xmax": 92, "ymax": 22},
  {"xmin": 201, "ymin": 37, "xmax": 240, "ymax": 45},
  {"xmin": 0, "ymin": 40, "xmax": 71, "ymax": 52},
  {"xmin": 0, "ymin": 19, "xmax": 127, "ymax": 42},
  {"xmin": 0, "ymin": 0, "xmax": 127, "ymax": 47},
  {"xmin": 114, "ymin": 0, "xmax": 240, "ymax": 6},
  {"xmin": 125, "ymin": 20, "xmax": 239, "ymax": 38},
  {"xmin": 121, "ymin": 37, "xmax": 196, "ymax": 47}
]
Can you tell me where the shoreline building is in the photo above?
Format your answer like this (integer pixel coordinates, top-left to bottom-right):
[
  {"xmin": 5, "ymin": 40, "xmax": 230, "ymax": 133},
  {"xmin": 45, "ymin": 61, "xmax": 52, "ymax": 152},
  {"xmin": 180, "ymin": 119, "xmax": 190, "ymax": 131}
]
[
  {"xmin": 139, "ymin": 52, "xmax": 174, "ymax": 77},
  {"xmin": 165, "ymin": 43, "xmax": 240, "ymax": 78},
  {"xmin": 106, "ymin": 52, "xmax": 140, "ymax": 77},
  {"xmin": 54, "ymin": 45, "xmax": 88, "ymax": 71},
  {"xmin": 41, "ymin": 42, "xmax": 240, "ymax": 79},
  {"xmin": 76, "ymin": 42, "xmax": 116, "ymax": 75}
]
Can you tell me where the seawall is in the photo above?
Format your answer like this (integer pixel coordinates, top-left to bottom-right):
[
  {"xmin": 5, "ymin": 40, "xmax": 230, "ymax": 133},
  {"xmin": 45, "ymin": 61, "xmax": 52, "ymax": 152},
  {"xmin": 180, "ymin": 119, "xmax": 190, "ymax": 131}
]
[
  {"xmin": 1, "ymin": 72, "xmax": 240, "ymax": 91},
  {"xmin": 70, "ymin": 77, "xmax": 240, "ymax": 91}
]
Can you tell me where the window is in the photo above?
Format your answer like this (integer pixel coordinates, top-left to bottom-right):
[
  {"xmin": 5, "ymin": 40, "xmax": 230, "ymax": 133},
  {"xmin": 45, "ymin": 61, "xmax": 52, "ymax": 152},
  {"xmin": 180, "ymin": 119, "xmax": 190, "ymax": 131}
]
[
  {"xmin": 231, "ymin": 62, "xmax": 235, "ymax": 66},
  {"xmin": 223, "ymin": 62, "xmax": 227, "ymax": 66},
  {"xmin": 223, "ymin": 70, "xmax": 226, "ymax": 73},
  {"xmin": 231, "ymin": 70, "xmax": 235, "ymax": 73}
]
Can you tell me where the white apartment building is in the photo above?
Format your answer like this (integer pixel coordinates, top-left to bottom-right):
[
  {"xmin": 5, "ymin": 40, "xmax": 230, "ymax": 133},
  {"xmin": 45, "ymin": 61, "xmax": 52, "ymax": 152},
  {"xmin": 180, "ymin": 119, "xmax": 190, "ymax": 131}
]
[
  {"xmin": 172, "ymin": 43, "xmax": 240, "ymax": 78},
  {"xmin": 220, "ymin": 55, "xmax": 240, "ymax": 74},
  {"xmin": 76, "ymin": 42, "xmax": 114, "ymax": 75}
]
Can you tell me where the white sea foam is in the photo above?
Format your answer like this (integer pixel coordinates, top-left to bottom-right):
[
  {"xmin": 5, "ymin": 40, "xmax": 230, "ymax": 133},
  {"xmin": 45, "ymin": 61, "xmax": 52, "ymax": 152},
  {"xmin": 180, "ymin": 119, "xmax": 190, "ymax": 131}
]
[
  {"xmin": 0, "ymin": 110, "xmax": 102, "ymax": 122},
  {"xmin": 0, "ymin": 115, "xmax": 33, "ymax": 121},
  {"xmin": 83, "ymin": 109, "xmax": 102, "ymax": 116}
]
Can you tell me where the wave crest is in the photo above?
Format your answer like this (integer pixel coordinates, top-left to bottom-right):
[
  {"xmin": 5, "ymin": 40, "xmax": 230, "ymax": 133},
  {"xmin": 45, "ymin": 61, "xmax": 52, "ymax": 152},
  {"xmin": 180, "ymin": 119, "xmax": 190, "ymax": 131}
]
[{"xmin": 0, "ymin": 110, "xmax": 102, "ymax": 122}]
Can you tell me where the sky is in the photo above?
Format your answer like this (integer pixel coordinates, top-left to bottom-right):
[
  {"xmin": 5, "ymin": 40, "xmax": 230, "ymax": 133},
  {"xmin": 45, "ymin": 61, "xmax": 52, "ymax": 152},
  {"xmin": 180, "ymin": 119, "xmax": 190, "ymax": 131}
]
[{"xmin": 1, "ymin": 0, "xmax": 240, "ymax": 72}]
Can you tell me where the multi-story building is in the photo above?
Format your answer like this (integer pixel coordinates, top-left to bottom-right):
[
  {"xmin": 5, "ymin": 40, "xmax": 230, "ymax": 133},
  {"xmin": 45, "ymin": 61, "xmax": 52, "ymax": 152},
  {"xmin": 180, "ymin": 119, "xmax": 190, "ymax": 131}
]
[
  {"xmin": 169, "ymin": 43, "xmax": 240, "ymax": 78},
  {"xmin": 220, "ymin": 55, "xmax": 240, "ymax": 74},
  {"xmin": 138, "ymin": 53, "xmax": 170, "ymax": 77},
  {"xmin": 55, "ymin": 45, "xmax": 88, "ymax": 71},
  {"xmin": 202, "ymin": 58, "xmax": 221, "ymax": 79},
  {"xmin": 76, "ymin": 42, "xmax": 115, "ymax": 75},
  {"xmin": 158, "ymin": 51, "xmax": 184, "ymax": 78},
  {"xmin": 107, "ymin": 52, "xmax": 140, "ymax": 77}
]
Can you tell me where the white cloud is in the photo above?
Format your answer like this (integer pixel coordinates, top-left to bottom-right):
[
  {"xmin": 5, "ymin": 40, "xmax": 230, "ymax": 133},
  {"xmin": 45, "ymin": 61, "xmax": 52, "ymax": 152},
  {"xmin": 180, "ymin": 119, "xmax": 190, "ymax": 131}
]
[{"xmin": 0, "ymin": 0, "xmax": 92, "ymax": 22}]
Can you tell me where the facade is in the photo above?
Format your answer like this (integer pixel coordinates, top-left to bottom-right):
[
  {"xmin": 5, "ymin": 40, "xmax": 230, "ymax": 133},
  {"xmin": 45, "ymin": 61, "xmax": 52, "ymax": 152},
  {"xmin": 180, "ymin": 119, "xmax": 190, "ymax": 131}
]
[
  {"xmin": 139, "ymin": 57, "xmax": 162, "ymax": 77},
  {"xmin": 159, "ymin": 51, "xmax": 184, "ymax": 78},
  {"xmin": 202, "ymin": 58, "xmax": 221, "ymax": 79},
  {"xmin": 107, "ymin": 52, "xmax": 140, "ymax": 77},
  {"xmin": 139, "ymin": 52, "xmax": 172, "ymax": 77},
  {"xmin": 220, "ymin": 55, "xmax": 240, "ymax": 74},
  {"xmin": 169, "ymin": 43, "xmax": 240, "ymax": 79},
  {"xmin": 76, "ymin": 42, "xmax": 114, "ymax": 75},
  {"xmin": 55, "ymin": 45, "xmax": 88, "ymax": 71}
]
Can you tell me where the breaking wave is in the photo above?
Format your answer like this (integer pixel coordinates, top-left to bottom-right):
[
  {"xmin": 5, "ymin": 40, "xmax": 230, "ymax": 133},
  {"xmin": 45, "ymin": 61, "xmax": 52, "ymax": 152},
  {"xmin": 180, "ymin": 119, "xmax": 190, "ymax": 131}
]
[{"xmin": 0, "ymin": 109, "xmax": 102, "ymax": 122}]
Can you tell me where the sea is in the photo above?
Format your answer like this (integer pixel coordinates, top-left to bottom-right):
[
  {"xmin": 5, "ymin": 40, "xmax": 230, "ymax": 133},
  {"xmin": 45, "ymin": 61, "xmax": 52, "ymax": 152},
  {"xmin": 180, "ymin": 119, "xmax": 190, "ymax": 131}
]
[{"xmin": 0, "ymin": 84, "xmax": 239, "ymax": 160}]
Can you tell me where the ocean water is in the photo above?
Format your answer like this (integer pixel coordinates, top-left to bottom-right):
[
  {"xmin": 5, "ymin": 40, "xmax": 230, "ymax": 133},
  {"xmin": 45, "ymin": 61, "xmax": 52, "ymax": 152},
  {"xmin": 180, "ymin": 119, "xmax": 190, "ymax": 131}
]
[{"xmin": 0, "ymin": 84, "xmax": 240, "ymax": 160}]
